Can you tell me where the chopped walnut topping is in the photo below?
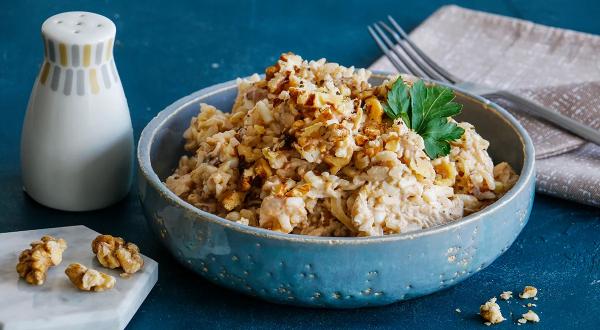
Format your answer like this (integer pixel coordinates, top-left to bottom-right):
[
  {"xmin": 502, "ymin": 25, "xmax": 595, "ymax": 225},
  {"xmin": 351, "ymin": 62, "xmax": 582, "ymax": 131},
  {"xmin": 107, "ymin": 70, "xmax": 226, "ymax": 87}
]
[
  {"xmin": 91, "ymin": 235, "xmax": 144, "ymax": 275},
  {"xmin": 16, "ymin": 235, "xmax": 67, "ymax": 285},
  {"xmin": 499, "ymin": 291, "xmax": 513, "ymax": 300},
  {"xmin": 221, "ymin": 190, "xmax": 245, "ymax": 211},
  {"xmin": 364, "ymin": 96, "xmax": 383, "ymax": 123},
  {"xmin": 519, "ymin": 286, "xmax": 538, "ymax": 299},
  {"xmin": 479, "ymin": 297, "xmax": 505, "ymax": 325},
  {"xmin": 520, "ymin": 310, "xmax": 540, "ymax": 323},
  {"xmin": 286, "ymin": 183, "xmax": 311, "ymax": 197},
  {"xmin": 165, "ymin": 54, "xmax": 519, "ymax": 237},
  {"xmin": 65, "ymin": 263, "xmax": 115, "ymax": 292}
]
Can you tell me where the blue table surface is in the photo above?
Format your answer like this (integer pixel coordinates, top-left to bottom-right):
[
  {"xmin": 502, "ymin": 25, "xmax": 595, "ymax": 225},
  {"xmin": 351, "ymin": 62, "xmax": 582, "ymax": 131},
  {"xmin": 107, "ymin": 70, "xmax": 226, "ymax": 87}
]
[{"xmin": 1, "ymin": 0, "xmax": 599, "ymax": 329}]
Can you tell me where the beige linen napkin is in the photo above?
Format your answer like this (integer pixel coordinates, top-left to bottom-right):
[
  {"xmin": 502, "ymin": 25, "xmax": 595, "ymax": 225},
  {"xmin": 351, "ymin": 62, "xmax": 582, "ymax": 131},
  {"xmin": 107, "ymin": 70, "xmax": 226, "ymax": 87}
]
[{"xmin": 370, "ymin": 5, "xmax": 600, "ymax": 207}]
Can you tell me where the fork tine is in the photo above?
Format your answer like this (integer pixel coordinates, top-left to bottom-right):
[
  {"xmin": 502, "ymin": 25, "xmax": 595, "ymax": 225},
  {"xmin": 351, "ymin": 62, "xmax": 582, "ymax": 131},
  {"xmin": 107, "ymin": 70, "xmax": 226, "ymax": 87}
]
[
  {"xmin": 367, "ymin": 25, "xmax": 411, "ymax": 74},
  {"xmin": 378, "ymin": 21, "xmax": 447, "ymax": 82},
  {"xmin": 387, "ymin": 16, "xmax": 459, "ymax": 83},
  {"xmin": 372, "ymin": 24, "xmax": 429, "ymax": 79}
]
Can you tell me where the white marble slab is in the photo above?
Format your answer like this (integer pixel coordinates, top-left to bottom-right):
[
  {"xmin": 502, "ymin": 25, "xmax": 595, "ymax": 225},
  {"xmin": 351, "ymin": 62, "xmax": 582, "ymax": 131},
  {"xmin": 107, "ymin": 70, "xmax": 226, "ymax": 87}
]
[{"xmin": 0, "ymin": 225, "xmax": 158, "ymax": 330}]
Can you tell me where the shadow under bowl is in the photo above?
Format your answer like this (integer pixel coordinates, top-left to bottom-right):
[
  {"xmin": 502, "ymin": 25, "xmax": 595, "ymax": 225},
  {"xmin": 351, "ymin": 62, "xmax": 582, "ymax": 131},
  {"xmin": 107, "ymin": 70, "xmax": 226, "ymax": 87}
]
[{"xmin": 137, "ymin": 74, "xmax": 536, "ymax": 308}]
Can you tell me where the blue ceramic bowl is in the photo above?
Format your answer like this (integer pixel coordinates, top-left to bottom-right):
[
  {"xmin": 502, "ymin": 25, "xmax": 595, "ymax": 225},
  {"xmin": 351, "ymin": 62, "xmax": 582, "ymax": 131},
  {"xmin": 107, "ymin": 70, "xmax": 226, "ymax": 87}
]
[{"xmin": 137, "ymin": 74, "xmax": 535, "ymax": 308}]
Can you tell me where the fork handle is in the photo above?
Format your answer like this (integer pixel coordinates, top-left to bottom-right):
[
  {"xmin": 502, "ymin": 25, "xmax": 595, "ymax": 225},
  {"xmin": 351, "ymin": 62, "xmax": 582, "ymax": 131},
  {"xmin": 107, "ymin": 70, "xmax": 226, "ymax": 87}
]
[{"xmin": 487, "ymin": 90, "xmax": 600, "ymax": 146}]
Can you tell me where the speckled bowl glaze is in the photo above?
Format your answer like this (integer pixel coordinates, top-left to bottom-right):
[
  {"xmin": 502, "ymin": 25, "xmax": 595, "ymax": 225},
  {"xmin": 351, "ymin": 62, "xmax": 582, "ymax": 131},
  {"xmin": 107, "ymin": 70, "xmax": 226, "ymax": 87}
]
[{"xmin": 138, "ymin": 74, "xmax": 535, "ymax": 308}]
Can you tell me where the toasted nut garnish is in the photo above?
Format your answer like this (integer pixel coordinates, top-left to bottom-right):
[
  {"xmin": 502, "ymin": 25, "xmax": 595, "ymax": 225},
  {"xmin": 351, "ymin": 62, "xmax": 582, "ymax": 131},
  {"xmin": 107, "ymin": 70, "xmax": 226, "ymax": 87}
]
[
  {"xmin": 253, "ymin": 124, "xmax": 266, "ymax": 134},
  {"xmin": 354, "ymin": 151, "xmax": 370, "ymax": 169},
  {"xmin": 286, "ymin": 183, "xmax": 311, "ymax": 197},
  {"xmin": 272, "ymin": 183, "xmax": 287, "ymax": 197},
  {"xmin": 410, "ymin": 157, "xmax": 435, "ymax": 180},
  {"xmin": 16, "ymin": 235, "xmax": 67, "ymax": 285},
  {"xmin": 301, "ymin": 122, "xmax": 324, "ymax": 138},
  {"xmin": 265, "ymin": 64, "xmax": 279, "ymax": 80},
  {"xmin": 92, "ymin": 235, "xmax": 144, "ymax": 275},
  {"xmin": 364, "ymin": 145, "xmax": 382, "ymax": 157},
  {"xmin": 65, "ymin": 263, "xmax": 115, "ymax": 292},
  {"xmin": 240, "ymin": 168, "xmax": 255, "ymax": 191},
  {"xmin": 237, "ymin": 144, "xmax": 260, "ymax": 162},
  {"xmin": 291, "ymin": 120, "xmax": 305, "ymax": 132},
  {"xmin": 358, "ymin": 89, "xmax": 374, "ymax": 99},
  {"xmin": 433, "ymin": 158, "xmax": 457, "ymax": 186},
  {"xmin": 254, "ymin": 158, "xmax": 273, "ymax": 178},
  {"xmin": 354, "ymin": 134, "xmax": 369, "ymax": 146},
  {"xmin": 365, "ymin": 96, "xmax": 383, "ymax": 123},
  {"xmin": 324, "ymin": 155, "xmax": 351, "ymax": 174},
  {"xmin": 363, "ymin": 126, "xmax": 381, "ymax": 139},
  {"xmin": 221, "ymin": 190, "xmax": 245, "ymax": 211}
]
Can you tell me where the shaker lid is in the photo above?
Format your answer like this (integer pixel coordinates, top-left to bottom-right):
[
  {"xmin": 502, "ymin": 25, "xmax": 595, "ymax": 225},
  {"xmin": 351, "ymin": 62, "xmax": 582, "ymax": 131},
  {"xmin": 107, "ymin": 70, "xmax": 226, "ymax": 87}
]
[{"xmin": 42, "ymin": 12, "xmax": 116, "ymax": 45}]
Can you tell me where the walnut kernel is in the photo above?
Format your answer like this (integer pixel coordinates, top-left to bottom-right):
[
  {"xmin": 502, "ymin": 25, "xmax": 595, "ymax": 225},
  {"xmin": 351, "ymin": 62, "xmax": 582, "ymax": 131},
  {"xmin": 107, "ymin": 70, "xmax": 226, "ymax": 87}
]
[
  {"xmin": 16, "ymin": 235, "xmax": 67, "ymax": 285},
  {"xmin": 65, "ymin": 263, "xmax": 115, "ymax": 292},
  {"xmin": 92, "ymin": 235, "xmax": 144, "ymax": 275}
]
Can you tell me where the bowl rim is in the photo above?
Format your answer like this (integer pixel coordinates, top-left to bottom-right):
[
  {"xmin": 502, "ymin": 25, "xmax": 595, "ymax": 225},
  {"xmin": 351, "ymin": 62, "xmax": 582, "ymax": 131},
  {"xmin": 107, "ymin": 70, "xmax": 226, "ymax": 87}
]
[{"xmin": 138, "ymin": 73, "xmax": 536, "ymax": 245}]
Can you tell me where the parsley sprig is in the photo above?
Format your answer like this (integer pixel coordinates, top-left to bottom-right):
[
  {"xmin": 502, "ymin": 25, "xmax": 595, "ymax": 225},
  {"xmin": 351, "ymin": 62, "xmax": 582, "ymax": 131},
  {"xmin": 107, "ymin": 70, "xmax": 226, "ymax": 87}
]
[{"xmin": 383, "ymin": 79, "xmax": 465, "ymax": 159}]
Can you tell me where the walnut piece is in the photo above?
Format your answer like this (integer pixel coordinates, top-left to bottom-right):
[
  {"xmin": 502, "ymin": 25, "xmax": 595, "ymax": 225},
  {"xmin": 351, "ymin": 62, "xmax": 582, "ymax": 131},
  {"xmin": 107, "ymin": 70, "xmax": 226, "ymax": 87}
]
[
  {"xmin": 519, "ymin": 310, "xmax": 540, "ymax": 323},
  {"xmin": 91, "ymin": 235, "xmax": 144, "ymax": 274},
  {"xmin": 65, "ymin": 263, "xmax": 115, "ymax": 292},
  {"xmin": 519, "ymin": 286, "xmax": 538, "ymax": 299},
  {"xmin": 499, "ymin": 291, "xmax": 513, "ymax": 300},
  {"xmin": 479, "ymin": 297, "xmax": 505, "ymax": 325},
  {"xmin": 16, "ymin": 235, "xmax": 67, "ymax": 285}
]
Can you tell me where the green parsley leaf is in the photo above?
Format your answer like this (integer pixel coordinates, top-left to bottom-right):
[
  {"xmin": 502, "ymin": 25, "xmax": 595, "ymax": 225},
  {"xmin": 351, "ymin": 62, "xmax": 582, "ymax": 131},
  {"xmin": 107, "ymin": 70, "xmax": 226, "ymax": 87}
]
[
  {"xmin": 382, "ymin": 78, "xmax": 411, "ymax": 126},
  {"xmin": 421, "ymin": 117, "xmax": 465, "ymax": 159},
  {"xmin": 383, "ymin": 78, "xmax": 464, "ymax": 159}
]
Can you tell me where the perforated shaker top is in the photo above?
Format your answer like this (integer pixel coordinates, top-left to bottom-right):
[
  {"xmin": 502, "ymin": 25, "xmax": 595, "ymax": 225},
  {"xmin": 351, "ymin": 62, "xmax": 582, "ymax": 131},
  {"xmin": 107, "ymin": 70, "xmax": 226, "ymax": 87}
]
[{"xmin": 42, "ymin": 12, "xmax": 116, "ymax": 45}]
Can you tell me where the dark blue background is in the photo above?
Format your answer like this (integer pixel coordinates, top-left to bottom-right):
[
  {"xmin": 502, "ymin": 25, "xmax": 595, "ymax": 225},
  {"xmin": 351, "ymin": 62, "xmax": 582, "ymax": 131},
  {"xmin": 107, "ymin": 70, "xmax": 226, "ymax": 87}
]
[{"xmin": 1, "ymin": 1, "xmax": 599, "ymax": 329}]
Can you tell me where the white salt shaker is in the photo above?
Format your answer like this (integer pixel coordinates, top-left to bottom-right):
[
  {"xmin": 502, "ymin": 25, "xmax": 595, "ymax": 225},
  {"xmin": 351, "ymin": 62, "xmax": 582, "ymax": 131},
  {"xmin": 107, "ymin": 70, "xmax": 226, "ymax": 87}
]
[{"xmin": 21, "ymin": 12, "xmax": 133, "ymax": 211}]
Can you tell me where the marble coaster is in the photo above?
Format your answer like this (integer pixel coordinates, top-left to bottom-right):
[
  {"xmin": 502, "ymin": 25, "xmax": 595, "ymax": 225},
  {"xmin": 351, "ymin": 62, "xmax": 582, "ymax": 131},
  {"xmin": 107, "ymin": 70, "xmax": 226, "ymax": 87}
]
[{"xmin": 0, "ymin": 225, "xmax": 158, "ymax": 330}]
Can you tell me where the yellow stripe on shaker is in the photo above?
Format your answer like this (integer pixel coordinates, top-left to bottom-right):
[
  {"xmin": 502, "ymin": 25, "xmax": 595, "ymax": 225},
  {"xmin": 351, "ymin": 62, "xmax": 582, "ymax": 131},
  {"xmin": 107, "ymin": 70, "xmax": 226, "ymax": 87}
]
[
  {"xmin": 59, "ymin": 43, "xmax": 68, "ymax": 66},
  {"xmin": 83, "ymin": 44, "xmax": 91, "ymax": 67},
  {"xmin": 89, "ymin": 68, "xmax": 100, "ymax": 94},
  {"xmin": 40, "ymin": 62, "xmax": 50, "ymax": 84},
  {"xmin": 106, "ymin": 38, "xmax": 113, "ymax": 60}
]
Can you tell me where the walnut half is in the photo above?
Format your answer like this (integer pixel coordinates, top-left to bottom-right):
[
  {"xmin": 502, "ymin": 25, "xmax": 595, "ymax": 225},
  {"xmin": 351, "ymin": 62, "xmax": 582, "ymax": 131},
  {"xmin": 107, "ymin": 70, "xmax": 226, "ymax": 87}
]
[
  {"xmin": 16, "ymin": 235, "xmax": 67, "ymax": 285},
  {"xmin": 65, "ymin": 263, "xmax": 115, "ymax": 292},
  {"xmin": 91, "ymin": 235, "xmax": 144, "ymax": 275}
]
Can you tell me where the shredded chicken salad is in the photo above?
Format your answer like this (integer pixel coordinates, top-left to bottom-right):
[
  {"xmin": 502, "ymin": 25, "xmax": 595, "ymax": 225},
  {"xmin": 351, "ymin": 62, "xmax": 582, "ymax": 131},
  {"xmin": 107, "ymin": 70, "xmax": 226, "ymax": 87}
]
[{"xmin": 165, "ymin": 53, "xmax": 518, "ymax": 237}]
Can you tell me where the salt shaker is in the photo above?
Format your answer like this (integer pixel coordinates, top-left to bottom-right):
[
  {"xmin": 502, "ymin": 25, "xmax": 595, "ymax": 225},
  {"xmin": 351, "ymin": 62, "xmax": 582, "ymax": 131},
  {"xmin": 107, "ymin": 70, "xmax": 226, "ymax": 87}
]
[{"xmin": 21, "ymin": 12, "xmax": 133, "ymax": 211}]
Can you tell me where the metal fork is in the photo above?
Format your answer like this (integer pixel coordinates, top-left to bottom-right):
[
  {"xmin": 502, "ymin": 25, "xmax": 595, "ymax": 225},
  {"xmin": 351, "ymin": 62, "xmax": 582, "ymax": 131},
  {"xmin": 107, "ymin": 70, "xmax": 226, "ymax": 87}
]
[{"xmin": 368, "ymin": 16, "xmax": 600, "ymax": 146}]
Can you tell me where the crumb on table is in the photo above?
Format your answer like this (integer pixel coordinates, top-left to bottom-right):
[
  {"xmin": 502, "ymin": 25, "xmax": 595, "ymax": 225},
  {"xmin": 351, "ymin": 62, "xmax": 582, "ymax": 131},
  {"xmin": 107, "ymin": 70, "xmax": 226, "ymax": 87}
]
[
  {"xmin": 520, "ymin": 310, "xmax": 540, "ymax": 323},
  {"xmin": 499, "ymin": 291, "xmax": 513, "ymax": 300},
  {"xmin": 480, "ymin": 297, "xmax": 505, "ymax": 325},
  {"xmin": 519, "ymin": 286, "xmax": 538, "ymax": 299}
]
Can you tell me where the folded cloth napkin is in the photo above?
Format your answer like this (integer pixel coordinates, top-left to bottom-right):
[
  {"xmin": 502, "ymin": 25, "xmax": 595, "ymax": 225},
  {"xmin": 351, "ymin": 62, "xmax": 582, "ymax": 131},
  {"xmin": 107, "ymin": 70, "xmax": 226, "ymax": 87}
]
[{"xmin": 370, "ymin": 5, "xmax": 600, "ymax": 207}]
